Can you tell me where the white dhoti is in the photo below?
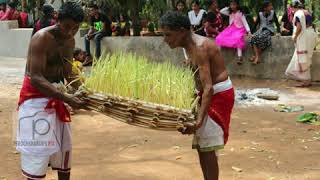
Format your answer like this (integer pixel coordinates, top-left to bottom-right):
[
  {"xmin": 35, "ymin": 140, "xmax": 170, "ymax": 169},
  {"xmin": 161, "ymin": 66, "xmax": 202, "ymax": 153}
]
[{"xmin": 16, "ymin": 98, "xmax": 72, "ymax": 179}]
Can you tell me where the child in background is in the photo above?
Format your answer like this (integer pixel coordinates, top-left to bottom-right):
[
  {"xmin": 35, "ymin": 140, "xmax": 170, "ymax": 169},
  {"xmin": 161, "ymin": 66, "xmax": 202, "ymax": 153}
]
[
  {"xmin": 188, "ymin": 0, "xmax": 207, "ymax": 32},
  {"xmin": 0, "ymin": 3, "xmax": 6, "ymax": 18},
  {"xmin": 249, "ymin": 1, "xmax": 280, "ymax": 65},
  {"xmin": 215, "ymin": 0, "xmax": 251, "ymax": 65},
  {"xmin": 204, "ymin": 0, "xmax": 224, "ymax": 38},
  {"xmin": 73, "ymin": 48, "xmax": 86, "ymax": 75},
  {"xmin": 204, "ymin": 12, "xmax": 220, "ymax": 38}
]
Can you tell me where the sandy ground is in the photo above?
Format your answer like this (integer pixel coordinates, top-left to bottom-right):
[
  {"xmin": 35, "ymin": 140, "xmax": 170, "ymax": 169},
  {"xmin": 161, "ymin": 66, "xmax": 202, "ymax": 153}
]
[{"xmin": 0, "ymin": 57, "xmax": 320, "ymax": 180}]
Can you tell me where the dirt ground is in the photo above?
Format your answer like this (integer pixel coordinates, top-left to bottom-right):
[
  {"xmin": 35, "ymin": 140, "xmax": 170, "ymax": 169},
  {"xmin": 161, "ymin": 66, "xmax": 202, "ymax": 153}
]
[{"xmin": 0, "ymin": 57, "xmax": 320, "ymax": 180}]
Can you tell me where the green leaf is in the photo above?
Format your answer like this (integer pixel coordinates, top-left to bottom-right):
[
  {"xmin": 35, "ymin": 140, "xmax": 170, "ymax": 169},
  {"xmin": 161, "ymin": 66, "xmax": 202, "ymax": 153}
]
[{"xmin": 297, "ymin": 113, "xmax": 318, "ymax": 123}]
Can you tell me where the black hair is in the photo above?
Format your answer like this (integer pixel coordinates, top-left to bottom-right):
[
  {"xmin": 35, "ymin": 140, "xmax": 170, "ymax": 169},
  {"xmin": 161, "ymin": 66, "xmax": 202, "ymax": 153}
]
[
  {"xmin": 73, "ymin": 48, "xmax": 82, "ymax": 57},
  {"xmin": 58, "ymin": 1, "xmax": 84, "ymax": 23},
  {"xmin": 191, "ymin": 0, "xmax": 200, "ymax": 6},
  {"xmin": 229, "ymin": 0, "xmax": 243, "ymax": 13},
  {"xmin": 159, "ymin": 10, "xmax": 191, "ymax": 30},
  {"xmin": 206, "ymin": 0, "xmax": 216, "ymax": 7},
  {"xmin": 261, "ymin": 0, "xmax": 271, "ymax": 12},
  {"xmin": 42, "ymin": 4, "xmax": 54, "ymax": 16},
  {"xmin": 206, "ymin": 12, "xmax": 217, "ymax": 23},
  {"xmin": 8, "ymin": 1, "xmax": 17, "ymax": 9},
  {"xmin": 176, "ymin": 0, "xmax": 186, "ymax": 8}
]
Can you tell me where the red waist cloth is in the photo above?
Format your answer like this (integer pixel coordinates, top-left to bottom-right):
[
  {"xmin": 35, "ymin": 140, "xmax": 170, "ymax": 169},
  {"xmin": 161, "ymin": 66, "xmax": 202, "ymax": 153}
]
[
  {"xmin": 198, "ymin": 88, "xmax": 235, "ymax": 144},
  {"xmin": 18, "ymin": 76, "xmax": 71, "ymax": 122}
]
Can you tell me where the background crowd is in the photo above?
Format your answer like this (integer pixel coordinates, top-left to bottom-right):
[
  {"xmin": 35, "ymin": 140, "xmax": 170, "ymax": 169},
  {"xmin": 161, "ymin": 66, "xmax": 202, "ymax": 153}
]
[{"xmin": 0, "ymin": 0, "xmax": 319, "ymax": 87}]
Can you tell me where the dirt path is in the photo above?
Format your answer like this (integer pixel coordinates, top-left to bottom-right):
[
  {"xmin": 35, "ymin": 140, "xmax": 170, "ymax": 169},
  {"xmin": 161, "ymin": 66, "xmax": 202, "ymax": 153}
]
[{"xmin": 0, "ymin": 57, "xmax": 320, "ymax": 180}]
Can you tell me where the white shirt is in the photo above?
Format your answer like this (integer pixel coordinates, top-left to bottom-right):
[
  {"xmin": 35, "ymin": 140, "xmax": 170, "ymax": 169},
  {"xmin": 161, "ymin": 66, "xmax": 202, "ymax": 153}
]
[{"xmin": 188, "ymin": 9, "xmax": 206, "ymax": 26}]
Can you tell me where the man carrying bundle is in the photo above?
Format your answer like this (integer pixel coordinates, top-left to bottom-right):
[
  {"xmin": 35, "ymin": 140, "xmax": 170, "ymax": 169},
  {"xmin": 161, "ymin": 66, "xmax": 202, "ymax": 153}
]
[
  {"xmin": 16, "ymin": 2, "xmax": 85, "ymax": 180},
  {"xmin": 160, "ymin": 11, "xmax": 235, "ymax": 180}
]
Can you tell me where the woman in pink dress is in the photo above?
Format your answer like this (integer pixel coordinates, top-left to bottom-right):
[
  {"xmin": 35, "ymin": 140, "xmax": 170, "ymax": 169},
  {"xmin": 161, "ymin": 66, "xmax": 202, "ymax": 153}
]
[{"xmin": 215, "ymin": 0, "xmax": 251, "ymax": 65}]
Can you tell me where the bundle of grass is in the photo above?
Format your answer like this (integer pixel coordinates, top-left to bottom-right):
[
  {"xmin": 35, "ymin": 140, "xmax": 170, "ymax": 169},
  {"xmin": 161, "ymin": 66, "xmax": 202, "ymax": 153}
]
[{"xmin": 81, "ymin": 52, "xmax": 197, "ymax": 130}]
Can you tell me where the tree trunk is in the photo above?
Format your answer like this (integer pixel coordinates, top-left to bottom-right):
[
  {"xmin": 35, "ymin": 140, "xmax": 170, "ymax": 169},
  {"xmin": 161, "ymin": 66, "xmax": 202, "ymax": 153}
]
[
  {"xmin": 171, "ymin": 0, "xmax": 175, "ymax": 9},
  {"xmin": 131, "ymin": 0, "xmax": 141, "ymax": 36}
]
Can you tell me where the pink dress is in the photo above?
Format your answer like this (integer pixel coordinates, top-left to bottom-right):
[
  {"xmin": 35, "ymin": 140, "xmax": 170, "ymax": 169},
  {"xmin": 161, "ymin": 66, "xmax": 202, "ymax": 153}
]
[{"xmin": 215, "ymin": 8, "xmax": 251, "ymax": 50}]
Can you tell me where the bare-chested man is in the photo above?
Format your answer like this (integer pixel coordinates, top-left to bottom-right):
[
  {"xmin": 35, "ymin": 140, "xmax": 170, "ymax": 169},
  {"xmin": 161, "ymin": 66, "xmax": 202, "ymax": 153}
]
[
  {"xmin": 160, "ymin": 11, "xmax": 235, "ymax": 180},
  {"xmin": 16, "ymin": 2, "xmax": 85, "ymax": 180}
]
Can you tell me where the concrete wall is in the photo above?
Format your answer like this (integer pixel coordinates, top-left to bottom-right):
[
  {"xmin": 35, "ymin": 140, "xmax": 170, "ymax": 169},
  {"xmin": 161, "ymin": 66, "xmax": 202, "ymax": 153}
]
[
  {"xmin": 0, "ymin": 21, "xmax": 33, "ymax": 58},
  {"xmin": 83, "ymin": 36, "xmax": 320, "ymax": 81},
  {"xmin": 1, "ymin": 21, "xmax": 319, "ymax": 81}
]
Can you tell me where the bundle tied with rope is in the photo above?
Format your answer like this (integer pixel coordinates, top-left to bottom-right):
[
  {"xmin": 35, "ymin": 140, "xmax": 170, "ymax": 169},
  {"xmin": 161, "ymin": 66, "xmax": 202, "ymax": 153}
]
[{"xmin": 74, "ymin": 52, "xmax": 198, "ymax": 131}]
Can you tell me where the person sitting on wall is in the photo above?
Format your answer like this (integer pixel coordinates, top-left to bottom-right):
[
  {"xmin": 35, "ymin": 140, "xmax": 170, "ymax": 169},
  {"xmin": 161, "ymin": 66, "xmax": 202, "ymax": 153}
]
[
  {"xmin": 32, "ymin": 4, "xmax": 56, "ymax": 35},
  {"xmin": 0, "ymin": 1, "xmax": 18, "ymax": 21},
  {"xmin": 203, "ymin": 0, "xmax": 224, "ymax": 38},
  {"xmin": 175, "ymin": 0, "xmax": 187, "ymax": 14},
  {"xmin": 0, "ymin": 2, "xmax": 6, "ymax": 19},
  {"xmin": 281, "ymin": 3, "xmax": 294, "ymax": 36},
  {"xmin": 84, "ymin": 4, "xmax": 112, "ymax": 61},
  {"xmin": 188, "ymin": 0, "xmax": 207, "ymax": 32},
  {"xmin": 18, "ymin": 8, "xmax": 29, "ymax": 28},
  {"xmin": 117, "ymin": 14, "xmax": 131, "ymax": 36}
]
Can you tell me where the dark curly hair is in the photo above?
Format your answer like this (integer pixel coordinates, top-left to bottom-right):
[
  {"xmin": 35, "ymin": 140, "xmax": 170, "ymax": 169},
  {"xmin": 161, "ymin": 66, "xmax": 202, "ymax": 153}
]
[
  {"xmin": 58, "ymin": 1, "xmax": 84, "ymax": 23},
  {"xmin": 159, "ymin": 11, "xmax": 191, "ymax": 30}
]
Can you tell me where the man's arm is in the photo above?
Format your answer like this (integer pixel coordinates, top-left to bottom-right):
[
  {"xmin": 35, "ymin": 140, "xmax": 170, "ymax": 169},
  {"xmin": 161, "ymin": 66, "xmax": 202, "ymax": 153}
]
[
  {"xmin": 29, "ymin": 33, "xmax": 71, "ymax": 101},
  {"xmin": 64, "ymin": 39, "xmax": 82, "ymax": 90},
  {"xmin": 195, "ymin": 45, "xmax": 213, "ymax": 129}
]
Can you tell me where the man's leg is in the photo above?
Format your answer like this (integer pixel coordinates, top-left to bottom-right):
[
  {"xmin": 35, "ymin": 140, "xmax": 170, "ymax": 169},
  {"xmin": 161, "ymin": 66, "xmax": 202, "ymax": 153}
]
[
  {"xmin": 58, "ymin": 171, "xmax": 70, "ymax": 180},
  {"xmin": 50, "ymin": 150, "xmax": 71, "ymax": 180},
  {"xmin": 21, "ymin": 153, "xmax": 49, "ymax": 180},
  {"xmin": 94, "ymin": 33, "xmax": 107, "ymax": 59},
  {"xmin": 198, "ymin": 150, "xmax": 208, "ymax": 180},
  {"xmin": 84, "ymin": 34, "xmax": 91, "ymax": 57},
  {"xmin": 198, "ymin": 151, "xmax": 219, "ymax": 180}
]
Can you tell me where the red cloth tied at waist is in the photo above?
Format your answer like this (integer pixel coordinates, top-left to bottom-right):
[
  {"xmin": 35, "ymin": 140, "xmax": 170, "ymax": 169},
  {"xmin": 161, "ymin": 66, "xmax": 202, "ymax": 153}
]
[
  {"xmin": 197, "ymin": 88, "xmax": 235, "ymax": 144},
  {"xmin": 18, "ymin": 76, "xmax": 71, "ymax": 122}
]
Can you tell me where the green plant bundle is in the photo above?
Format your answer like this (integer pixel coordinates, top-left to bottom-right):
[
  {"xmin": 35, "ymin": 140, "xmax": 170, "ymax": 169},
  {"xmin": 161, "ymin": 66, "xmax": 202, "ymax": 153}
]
[{"xmin": 84, "ymin": 52, "xmax": 195, "ymax": 110}]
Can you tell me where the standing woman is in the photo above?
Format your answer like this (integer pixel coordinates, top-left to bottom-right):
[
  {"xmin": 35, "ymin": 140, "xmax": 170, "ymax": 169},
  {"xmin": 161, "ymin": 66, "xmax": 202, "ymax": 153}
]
[
  {"xmin": 188, "ymin": 0, "xmax": 206, "ymax": 32},
  {"xmin": 249, "ymin": 0, "xmax": 280, "ymax": 65},
  {"xmin": 285, "ymin": 0, "xmax": 317, "ymax": 87},
  {"xmin": 175, "ymin": 0, "xmax": 187, "ymax": 14}
]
